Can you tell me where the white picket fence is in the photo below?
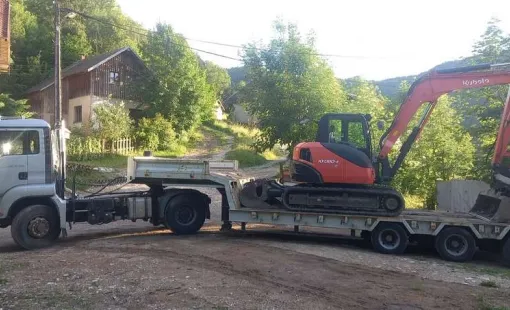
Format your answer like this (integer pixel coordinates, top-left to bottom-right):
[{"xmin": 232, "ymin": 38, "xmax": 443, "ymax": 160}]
[{"xmin": 111, "ymin": 138, "xmax": 134, "ymax": 155}]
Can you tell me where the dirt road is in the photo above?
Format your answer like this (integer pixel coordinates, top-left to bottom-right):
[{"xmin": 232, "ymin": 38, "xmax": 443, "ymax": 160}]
[
  {"xmin": 1, "ymin": 212, "xmax": 510, "ymax": 310},
  {"xmin": 1, "ymin": 134, "xmax": 509, "ymax": 309}
]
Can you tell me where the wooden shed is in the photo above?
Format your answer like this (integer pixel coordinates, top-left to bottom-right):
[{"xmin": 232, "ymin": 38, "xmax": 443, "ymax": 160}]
[{"xmin": 25, "ymin": 47, "xmax": 148, "ymax": 127}]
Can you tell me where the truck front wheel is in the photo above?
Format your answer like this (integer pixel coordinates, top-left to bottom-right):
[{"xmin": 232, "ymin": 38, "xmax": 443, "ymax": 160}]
[
  {"xmin": 11, "ymin": 205, "xmax": 61, "ymax": 250},
  {"xmin": 165, "ymin": 195, "xmax": 206, "ymax": 235}
]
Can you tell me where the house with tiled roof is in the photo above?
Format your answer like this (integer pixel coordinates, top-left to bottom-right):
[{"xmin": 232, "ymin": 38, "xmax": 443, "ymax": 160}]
[{"xmin": 26, "ymin": 47, "xmax": 148, "ymax": 126}]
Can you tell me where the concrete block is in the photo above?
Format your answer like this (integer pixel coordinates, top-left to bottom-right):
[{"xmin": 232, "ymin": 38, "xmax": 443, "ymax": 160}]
[{"xmin": 436, "ymin": 180, "xmax": 490, "ymax": 213}]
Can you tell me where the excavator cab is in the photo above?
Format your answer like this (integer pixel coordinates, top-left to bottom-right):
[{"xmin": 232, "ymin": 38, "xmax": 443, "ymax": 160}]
[
  {"xmin": 291, "ymin": 113, "xmax": 376, "ymax": 185},
  {"xmin": 315, "ymin": 113, "xmax": 373, "ymax": 160}
]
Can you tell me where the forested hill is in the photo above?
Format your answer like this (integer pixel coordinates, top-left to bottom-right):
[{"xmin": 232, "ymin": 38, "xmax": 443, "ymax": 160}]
[
  {"xmin": 228, "ymin": 59, "xmax": 473, "ymax": 100},
  {"xmin": 369, "ymin": 59, "xmax": 471, "ymax": 99}
]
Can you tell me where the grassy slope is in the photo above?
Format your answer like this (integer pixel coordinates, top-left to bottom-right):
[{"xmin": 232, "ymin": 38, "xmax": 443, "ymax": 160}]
[
  {"xmin": 204, "ymin": 120, "xmax": 286, "ymax": 168},
  {"xmin": 67, "ymin": 121, "xmax": 285, "ymax": 190}
]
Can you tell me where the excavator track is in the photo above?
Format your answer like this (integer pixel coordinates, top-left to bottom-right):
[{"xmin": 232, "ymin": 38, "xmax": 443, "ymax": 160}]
[
  {"xmin": 238, "ymin": 179, "xmax": 405, "ymax": 217},
  {"xmin": 281, "ymin": 184, "xmax": 405, "ymax": 217}
]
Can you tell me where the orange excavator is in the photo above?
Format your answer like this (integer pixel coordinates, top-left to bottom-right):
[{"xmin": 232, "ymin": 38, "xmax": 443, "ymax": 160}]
[{"xmin": 240, "ymin": 62, "xmax": 510, "ymax": 217}]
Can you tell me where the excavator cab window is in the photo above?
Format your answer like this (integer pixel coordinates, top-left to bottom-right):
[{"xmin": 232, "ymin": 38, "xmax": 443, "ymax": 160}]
[{"xmin": 317, "ymin": 113, "xmax": 372, "ymax": 159}]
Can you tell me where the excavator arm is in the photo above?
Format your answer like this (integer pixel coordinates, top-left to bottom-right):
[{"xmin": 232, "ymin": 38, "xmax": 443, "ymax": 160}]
[
  {"xmin": 492, "ymin": 87, "xmax": 510, "ymax": 192},
  {"xmin": 377, "ymin": 63, "xmax": 510, "ymax": 183}
]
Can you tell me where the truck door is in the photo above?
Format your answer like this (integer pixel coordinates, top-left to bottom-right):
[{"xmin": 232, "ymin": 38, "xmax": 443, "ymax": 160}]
[
  {"xmin": 0, "ymin": 130, "xmax": 29, "ymax": 197},
  {"xmin": 25, "ymin": 129, "xmax": 48, "ymax": 185}
]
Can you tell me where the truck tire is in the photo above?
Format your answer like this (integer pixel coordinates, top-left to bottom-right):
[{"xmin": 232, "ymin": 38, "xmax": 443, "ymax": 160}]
[
  {"xmin": 502, "ymin": 238, "xmax": 510, "ymax": 266},
  {"xmin": 165, "ymin": 195, "xmax": 206, "ymax": 235},
  {"xmin": 435, "ymin": 227, "xmax": 476, "ymax": 262},
  {"xmin": 371, "ymin": 222, "xmax": 409, "ymax": 254},
  {"xmin": 11, "ymin": 205, "xmax": 61, "ymax": 250}
]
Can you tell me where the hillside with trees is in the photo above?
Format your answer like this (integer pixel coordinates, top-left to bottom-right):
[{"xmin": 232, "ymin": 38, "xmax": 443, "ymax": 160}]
[
  {"xmin": 1, "ymin": 0, "xmax": 509, "ymax": 210},
  {"xmin": 232, "ymin": 18, "xmax": 510, "ymax": 208}
]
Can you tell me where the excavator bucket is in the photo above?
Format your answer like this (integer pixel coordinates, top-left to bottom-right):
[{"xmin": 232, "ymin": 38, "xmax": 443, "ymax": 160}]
[{"xmin": 470, "ymin": 189, "xmax": 510, "ymax": 223}]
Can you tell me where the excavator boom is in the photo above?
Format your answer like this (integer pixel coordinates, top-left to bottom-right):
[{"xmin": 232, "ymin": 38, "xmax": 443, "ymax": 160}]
[{"xmin": 378, "ymin": 63, "xmax": 510, "ymax": 182}]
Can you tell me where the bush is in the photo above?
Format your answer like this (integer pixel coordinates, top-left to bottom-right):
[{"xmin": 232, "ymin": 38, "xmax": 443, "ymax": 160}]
[
  {"xmin": 92, "ymin": 101, "xmax": 133, "ymax": 141},
  {"xmin": 135, "ymin": 113, "xmax": 176, "ymax": 151},
  {"xmin": 225, "ymin": 148, "xmax": 267, "ymax": 168},
  {"xmin": 67, "ymin": 135, "xmax": 103, "ymax": 160}
]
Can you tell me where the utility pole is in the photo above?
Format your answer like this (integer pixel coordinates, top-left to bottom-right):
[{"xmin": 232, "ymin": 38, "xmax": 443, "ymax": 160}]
[
  {"xmin": 54, "ymin": 0, "xmax": 64, "ymax": 196},
  {"xmin": 54, "ymin": 0, "xmax": 61, "ymax": 130}
]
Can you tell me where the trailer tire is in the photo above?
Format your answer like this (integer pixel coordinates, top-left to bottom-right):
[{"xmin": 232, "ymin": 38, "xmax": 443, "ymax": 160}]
[
  {"xmin": 502, "ymin": 238, "xmax": 510, "ymax": 266},
  {"xmin": 435, "ymin": 227, "xmax": 476, "ymax": 262},
  {"xmin": 371, "ymin": 222, "xmax": 409, "ymax": 254},
  {"xmin": 11, "ymin": 204, "xmax": 60, "ymax": 250},
  {"xmin": 165, "ymin": 195, "xmax": 206, "ymax": 235}
]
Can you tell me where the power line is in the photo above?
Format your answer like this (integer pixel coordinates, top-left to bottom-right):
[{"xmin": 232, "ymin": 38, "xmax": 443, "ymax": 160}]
[
  {"xmin": 65, "ymin": 8, "xmax": 242, "ymax": 62},
  {"xmin": 65, "ymin": 8, "xmax": 421, "ymax": 62},
  {"xmin": 186, "ymin": 37, "xmax": 419, "ymax": 60}
]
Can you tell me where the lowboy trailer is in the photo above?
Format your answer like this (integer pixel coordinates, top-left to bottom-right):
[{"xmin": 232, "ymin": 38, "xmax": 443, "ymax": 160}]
[{"xmin": 1, "ymin": 118, "xmax": 510, "ymax": 265}]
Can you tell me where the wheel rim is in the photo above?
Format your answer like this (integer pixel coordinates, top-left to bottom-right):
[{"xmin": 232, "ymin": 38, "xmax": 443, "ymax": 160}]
[
  {"xmin": 176, "ymin": 206, "xmax": 196, "ymax": 226},
  {"xmin": 444, "ymin": 234, "xmax": 468, "ymax": 257},
  {"xmin": 378, "ymin": 228, "xmax": 401, "ymax": 251},
  {"xmin": 384, "ymin": 197, "xmax": 400, "ymax": 211},
  {"xmin": 27, "ymin": 217, "xmax": 51, "ymax": 239}
]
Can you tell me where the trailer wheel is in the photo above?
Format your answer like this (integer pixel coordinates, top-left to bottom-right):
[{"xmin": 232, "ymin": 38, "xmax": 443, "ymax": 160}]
[
  {"xmin": 502, "ymin": 238, "xmax": 510, "ymax": 266},
  {"xmin": 165, "ymin": 195, "xmax": 206, "ymax": 235},
  {"xmin": 435, "ymin": 227, "xmax": 476, "ymax": 262},
  {"xmin": 371, "ymin": 222, "xmax": 409, "ymax": 254},
  {"xmin": 11, "ymin": 205, "xmax": 60, "ymax": 250}
]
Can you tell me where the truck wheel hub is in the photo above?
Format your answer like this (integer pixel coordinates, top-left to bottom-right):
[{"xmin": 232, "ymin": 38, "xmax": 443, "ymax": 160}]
[
  {"xmin": 176, "ymin": 207, "xmax": 195, "ymax": 225},
  {"xmin": 378, "ymin": 229, "xmax": 400, "ymax": 250},
  {"xmin": 28, "ymin": 217, "xmax": 50, "ymax": 238},
  {"xmin": 445, "ymin": 234, "xmax": 467, "ymax": 256}
]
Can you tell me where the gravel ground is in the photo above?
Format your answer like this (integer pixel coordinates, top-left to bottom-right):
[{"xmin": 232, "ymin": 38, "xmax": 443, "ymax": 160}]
[
  {"xmin": 1, "ymin": 184, "xmax": 510, "ymax": 309},
  {"xmin": 1, "ymin": 140, "xmax": 509, "ymax": 309}
]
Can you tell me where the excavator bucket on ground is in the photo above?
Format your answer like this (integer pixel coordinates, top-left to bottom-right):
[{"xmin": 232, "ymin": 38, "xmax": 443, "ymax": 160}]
[{"xmin": 470, "ymin": 189, "xmax": 510, "ymax": 223}]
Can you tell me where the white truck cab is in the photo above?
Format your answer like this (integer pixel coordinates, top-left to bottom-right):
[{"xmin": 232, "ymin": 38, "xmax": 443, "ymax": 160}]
[{"xmin": 0, "ymin": 117, "xmax": 67, "ymax": 247}]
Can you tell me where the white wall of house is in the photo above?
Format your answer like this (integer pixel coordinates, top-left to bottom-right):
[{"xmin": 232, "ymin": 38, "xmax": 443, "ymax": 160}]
[
  {"xmin": 68, "ymin": 95, "xmax": 92, "ymax": 127},
  {"xmin": 232, "ymin": 103, "xmax": 257, "ymax": 124}
]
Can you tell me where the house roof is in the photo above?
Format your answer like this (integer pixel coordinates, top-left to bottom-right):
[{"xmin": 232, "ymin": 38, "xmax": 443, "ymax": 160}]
[{"xmin": 26, "ymin": 47, "xmax": 144, "ymax": 94}]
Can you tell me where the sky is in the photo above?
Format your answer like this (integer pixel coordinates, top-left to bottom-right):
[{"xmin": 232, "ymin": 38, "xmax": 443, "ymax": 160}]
[{"xmin": 117, "ymin": 0, "xmax": 510, "ymax": 81}]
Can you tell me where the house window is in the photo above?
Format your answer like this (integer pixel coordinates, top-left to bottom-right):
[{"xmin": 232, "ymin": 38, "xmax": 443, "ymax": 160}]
[
  {"xmin": 109, "ymin": 71, "xmax": 120, "ymax": 84},
  {"xmin": 74, "ymin": 105, "xmax": 82, "ymax": 123}
]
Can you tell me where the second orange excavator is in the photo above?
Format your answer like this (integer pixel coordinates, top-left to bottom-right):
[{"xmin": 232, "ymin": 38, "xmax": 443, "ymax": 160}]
[{"xmin": 240, "ymin": 62, "xmax": 510, "ymax": 217}]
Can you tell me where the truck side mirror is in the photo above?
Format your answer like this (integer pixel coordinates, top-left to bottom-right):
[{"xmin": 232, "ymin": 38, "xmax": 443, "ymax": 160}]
[{"xmin": 377, "ymin": 120, "xmax": 385, "ymax": 130}]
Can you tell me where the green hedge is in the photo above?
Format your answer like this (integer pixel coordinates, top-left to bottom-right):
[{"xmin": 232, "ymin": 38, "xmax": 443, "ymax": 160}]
[{"xmin": 67, "ymin": 136, "xmax": 103, "ymax": 160}]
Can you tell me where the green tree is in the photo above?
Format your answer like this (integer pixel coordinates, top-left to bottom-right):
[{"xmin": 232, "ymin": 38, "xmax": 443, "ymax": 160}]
[
  {"xmin": 390, "ymin": 83, "xmax": 475, "ymax": 209},
  {"xmin": 92, "ymin": 101, "xmax": 133, "ymax": 141},
  {"xmin": 135, "ymin": 113, "xmax": 176, "ymax": 151},
  {"xmin": 0, "ymin": 94, "xmax": 34, "ymax": 117},
  {"xmin": 341, "ymin": 77, "xmax": 388, "ymax": 152},
  {"xmin": 204, "ymin": 61, "xmax": 231, "ymax": 97},
  {"xmin": 140, "ymin": 23, "xmax": 215, "ymax": 133},
  {"xmin": 242, "ymin": 20, "xmax": 346, "ymax": 151},
  {"xmin": 452, "ymin": 18, "xmax": 510, "ymax": 181},
  {"xmin": 2, "ymin": 0, "xmax": 144, "ymax": 98}
]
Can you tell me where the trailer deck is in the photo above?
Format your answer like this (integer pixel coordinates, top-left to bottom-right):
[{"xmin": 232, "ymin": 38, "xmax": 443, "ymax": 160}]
[{"xmin": 124, "ymin": 157, "xmax": 510, "ymax": 264}]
